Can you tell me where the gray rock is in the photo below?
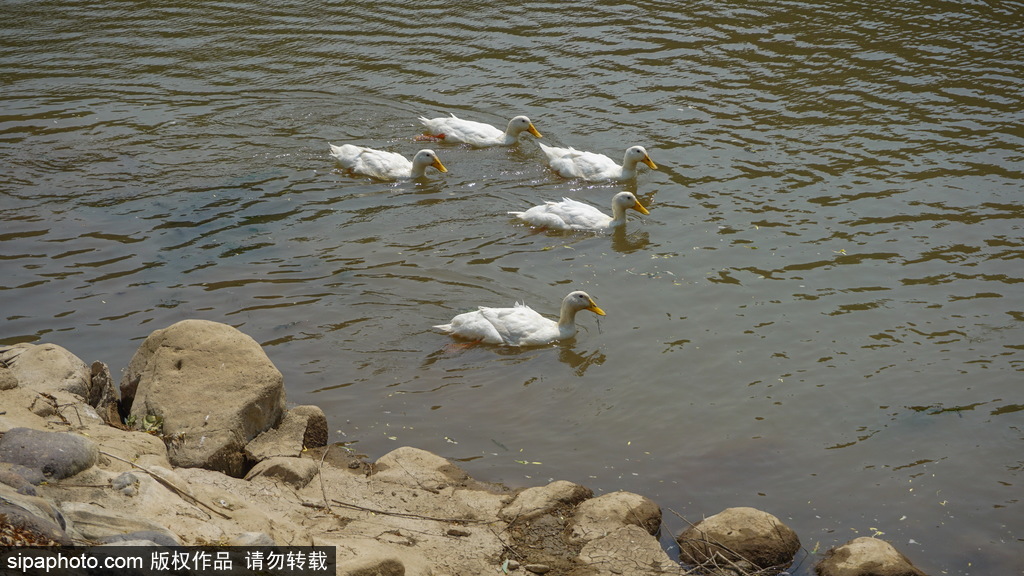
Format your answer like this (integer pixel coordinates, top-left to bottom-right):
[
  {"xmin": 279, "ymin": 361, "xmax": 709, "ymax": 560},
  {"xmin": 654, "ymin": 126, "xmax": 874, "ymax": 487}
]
[
  {"xmin": 816, "ymin": 537, "xmax": 928, "ymax": 576},
  {"xmin": 111, "ymin": 471, "xmax": 141, "ymax": 496},
  {"xmin": 676, "ymin": 506, "xmax": 800, "ymax": 572},
  {"xmin": 60, "ymin": 501, "xmax": 178, "ymax": 545},
  {"xmin": 120, "ymin": 319, "xmax": 286, "ymax": 477},
  {"xmin": 0, "ymin": 462, "xmax": 43, "ymax": 493},
  {"xmin": 96, "ymin": 539, "xmax": 170, "ymax": 547},
  {"xmin": 0, "ymin": 427, "xmax": 99, "ymax": 481},
  {"xmin": 0, "ymin": 484, "xmax": 73, "ymax": 545}
]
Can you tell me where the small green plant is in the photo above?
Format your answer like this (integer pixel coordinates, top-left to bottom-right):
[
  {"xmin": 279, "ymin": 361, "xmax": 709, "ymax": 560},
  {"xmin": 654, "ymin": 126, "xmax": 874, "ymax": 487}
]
[{"xmin": 141, "ymin": 414, "xmax": 164, "ymax": 434}]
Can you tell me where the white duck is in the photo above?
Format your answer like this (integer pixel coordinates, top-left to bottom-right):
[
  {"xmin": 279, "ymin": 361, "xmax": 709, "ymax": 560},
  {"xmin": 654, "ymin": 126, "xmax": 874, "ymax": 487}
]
[
  {"xmin": 538, "ymin": 143, "xmax": 657, "ymax": 181},
  {"xmin": 329, "ymin": 143, "xmax": 447, "ymax": 180},
  {"xmin": 509, "ymin": 191, "xmax": 649, "ymax": 232},
  {"xmin": 418, "ymin": 114, "xmax": 542, "ymax": 147},
  {"xmin": 434, "ymin": 290, "xmax": 606, "ymax": 346}
]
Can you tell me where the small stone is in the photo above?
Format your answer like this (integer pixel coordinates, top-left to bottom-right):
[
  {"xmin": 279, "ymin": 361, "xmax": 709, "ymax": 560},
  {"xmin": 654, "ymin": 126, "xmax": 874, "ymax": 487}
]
[
  {"xmin": 446, "ymin": 527, "xmax": 471, "ymax": 537},
  {"xmin": 111, "ymin": 472, "xmax": 140, "ymax": 496},
  {"xmin": 524, "ymin": 564, "xmax": 551, "ymax": 574}
]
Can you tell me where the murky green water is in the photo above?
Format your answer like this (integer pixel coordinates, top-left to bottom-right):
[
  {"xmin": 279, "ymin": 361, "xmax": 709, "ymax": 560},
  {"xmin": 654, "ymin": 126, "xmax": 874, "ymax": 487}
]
[{"xmin": 2, "ymin": 1, "xmax": 1022, "ymax": 572}]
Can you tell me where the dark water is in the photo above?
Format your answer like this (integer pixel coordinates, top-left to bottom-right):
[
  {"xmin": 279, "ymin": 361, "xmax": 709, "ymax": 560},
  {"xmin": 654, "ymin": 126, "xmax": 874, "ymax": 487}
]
[{"xmin": 2, "ymin": 1, "xmax": 1023, "ymax": 573}]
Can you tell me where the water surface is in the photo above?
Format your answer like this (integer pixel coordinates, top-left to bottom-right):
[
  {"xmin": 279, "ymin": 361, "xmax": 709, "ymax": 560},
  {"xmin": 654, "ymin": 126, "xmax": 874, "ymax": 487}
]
[{"xmin": 2, "ymin": 1, "xmax": 1023, "ymax": 573}]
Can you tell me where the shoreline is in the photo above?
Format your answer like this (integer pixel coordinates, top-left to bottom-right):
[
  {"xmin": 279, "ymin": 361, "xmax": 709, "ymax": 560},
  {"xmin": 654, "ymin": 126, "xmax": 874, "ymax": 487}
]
[{"xmin": 0, "ymin": 320, "xmax": 929, "ymax": 576}]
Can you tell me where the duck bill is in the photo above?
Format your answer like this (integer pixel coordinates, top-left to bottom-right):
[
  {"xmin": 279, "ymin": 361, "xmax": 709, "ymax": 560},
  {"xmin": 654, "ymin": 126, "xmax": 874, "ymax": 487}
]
[
  {"xmin": 587, "ymin": 302, "xmax": 607, "ymax": 316},
  {"xmin": 633, "ymin": 202, "xmax": 650, "ymax": 215},
  {"xmin": 642, "ymin": 156, "xmax": 658, "ymax": 170},
  {"xmin": 433, "ymin": 158, "xmax": 448, "ymax": 173},
  {"xmin": 528, "ymin": 124, "xmax": 543, "ymax": 138}
]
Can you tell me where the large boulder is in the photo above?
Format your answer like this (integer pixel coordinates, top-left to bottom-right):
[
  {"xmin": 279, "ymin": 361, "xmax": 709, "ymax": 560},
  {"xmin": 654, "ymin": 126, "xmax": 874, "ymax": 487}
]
[
  {"xmin": 816, "ymin": 537, "xmax": 928, "ymax": 576},
  {"xmin": 120, "ymin": 320, "xmax": 286, "ymax": 477},
  {"xmin": 676, "ymin": 507, "xmax": 800, "ymax": 573}
]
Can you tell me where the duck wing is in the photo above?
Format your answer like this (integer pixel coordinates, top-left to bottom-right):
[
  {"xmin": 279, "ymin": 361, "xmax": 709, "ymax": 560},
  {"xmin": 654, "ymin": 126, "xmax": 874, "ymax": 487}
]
[
  {"xmin": 479, "ymin": 303, "xmax": 557, "ymax": 346},
  {"xmin": 329, "ymin": 144, "xmax": 411, "ymax": 180},
  {"xmin": 420, "ymin": 114, "xmax": 503, "ymax": 146},
  {"xmin": 539, "ymin": 144, "xmax": 617, "ymax": 179}
]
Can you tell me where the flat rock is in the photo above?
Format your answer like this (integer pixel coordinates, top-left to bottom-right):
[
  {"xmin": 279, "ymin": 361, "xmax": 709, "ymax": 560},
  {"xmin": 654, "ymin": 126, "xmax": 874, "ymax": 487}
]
[
  {"xmin": 331, "ymin": 539, "xmax": 432, "ymax": 576},
  {"xmin": 228, "ymin": 532, "xmax": 277, "ymax": 546},
  {"xmin": 244, "ymin": 456, "xmax": 319, "ymax": 489},
  {"xmin": 578, "ymin": 525, "xmax": 684, "ymax": 576},
  {"xmin": 0, "ymin": 484, "xmax": 73, "ymax": 545},
  {"xmin": 60, "ymin": 501, "xmax": 179, "ymax": 544},
  {"xmin": 97, "ymin": 530, "xmax": 181, "ymax": 547}
]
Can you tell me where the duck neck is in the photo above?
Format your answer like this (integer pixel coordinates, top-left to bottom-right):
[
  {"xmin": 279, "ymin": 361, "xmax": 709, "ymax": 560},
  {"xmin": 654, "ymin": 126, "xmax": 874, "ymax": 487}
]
[
  {"xmin": 557, "ymin": 302, "xmax": 580, "ymax": 335},
  {"xmin": 619, "ymin": 156, "xmax": 638, "ymax": 178},
  {"xmin": 409, "ymin": 163, "xmax": 427, "ymax": 178},
  {"xmin": 609, "ymin": 202, "xmax": 628, "ymax": 226}
]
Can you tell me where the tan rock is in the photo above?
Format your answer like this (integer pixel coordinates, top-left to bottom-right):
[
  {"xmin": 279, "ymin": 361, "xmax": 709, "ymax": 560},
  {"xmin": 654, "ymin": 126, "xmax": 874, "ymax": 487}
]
[
  {"xmin": 244, "ymin": 456, "xmax": 319, "ymax": 489},
  {"xmin": 245, "ymin": 405, "xmax": 327, "ymax": 462},
  {"xmin": 570, "ymin": 490, "xmax": 661, "ymax": 543},
  {"xmin": 372, "ymin": 446, "xmax": 469, "ymax": 489},
  {"xmin": 0, "ymin": 366, "xmax": 18, "ymax": 391},
  {"xmin": 816, "ymin": 537, "xmax": 928, "ymax": 576},
  {"xmin": 676, "ymin": 506, "xmax": 800, "ymax": 572},
  {"xmin": 500, "ymin": 479, "xmax": 593, "ymax": 521},
  {"xmin": 578, "ymin": 525, "xmax": 684, "ymax": 576},
  {"xmin": 1, "ymin": 343, "xmax": 96, "ymax": 403},
  {"xmin": 60, "ymin": 501, "xmax": 178, "ymax": 543},
  {"xmin": 120, "ymin": 319, "xmax": 286, "ymax": 477}
]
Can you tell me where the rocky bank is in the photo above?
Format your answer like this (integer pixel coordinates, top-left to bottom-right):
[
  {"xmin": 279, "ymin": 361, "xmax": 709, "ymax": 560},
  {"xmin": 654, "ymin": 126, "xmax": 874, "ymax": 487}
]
[{"xmin": 0, "ymin": 319, "xmax": 930, "ymax": 576}]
